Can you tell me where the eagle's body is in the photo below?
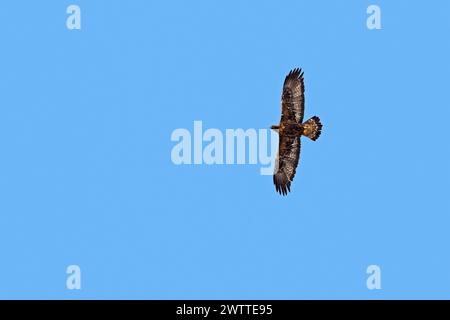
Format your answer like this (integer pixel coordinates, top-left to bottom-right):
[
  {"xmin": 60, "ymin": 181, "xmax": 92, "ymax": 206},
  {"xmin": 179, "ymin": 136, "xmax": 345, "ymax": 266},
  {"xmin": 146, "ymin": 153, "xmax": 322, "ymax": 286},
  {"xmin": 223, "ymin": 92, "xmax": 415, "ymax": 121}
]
[{"xmin": 271, "ymin": 68, "xmax": 322, "ymax": 195}]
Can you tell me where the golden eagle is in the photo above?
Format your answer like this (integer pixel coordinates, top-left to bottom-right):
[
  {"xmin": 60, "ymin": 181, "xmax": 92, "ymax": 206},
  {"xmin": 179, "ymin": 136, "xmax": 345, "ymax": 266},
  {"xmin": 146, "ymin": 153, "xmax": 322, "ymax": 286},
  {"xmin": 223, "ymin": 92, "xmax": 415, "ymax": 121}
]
[{"xmin": 271, "ymin": 68, "xmax": 322, "ymax": 195}]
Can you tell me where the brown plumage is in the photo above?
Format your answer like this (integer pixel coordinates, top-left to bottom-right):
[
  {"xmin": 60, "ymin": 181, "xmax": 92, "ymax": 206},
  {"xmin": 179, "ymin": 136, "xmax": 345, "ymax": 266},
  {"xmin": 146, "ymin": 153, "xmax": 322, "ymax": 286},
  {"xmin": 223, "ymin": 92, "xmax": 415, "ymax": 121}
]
[{"xmin": 271, "ymin": 68, "xmax": 322, "ymax": 195}]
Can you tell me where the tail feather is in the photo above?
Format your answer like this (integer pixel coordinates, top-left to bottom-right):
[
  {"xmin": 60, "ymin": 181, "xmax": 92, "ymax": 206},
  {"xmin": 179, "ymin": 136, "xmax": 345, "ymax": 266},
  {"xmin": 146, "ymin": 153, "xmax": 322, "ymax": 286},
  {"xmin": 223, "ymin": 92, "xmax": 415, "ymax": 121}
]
[{"xmin": 302, "ymin": 116, "xmax": 322, "ymax": 141}]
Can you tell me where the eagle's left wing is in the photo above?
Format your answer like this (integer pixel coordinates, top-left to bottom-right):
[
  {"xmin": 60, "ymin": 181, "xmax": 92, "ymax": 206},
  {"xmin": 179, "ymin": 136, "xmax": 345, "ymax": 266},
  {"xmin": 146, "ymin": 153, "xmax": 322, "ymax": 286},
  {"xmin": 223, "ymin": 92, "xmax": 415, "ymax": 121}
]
[
  {"xmin": 273, "ymin": 135, "xmax": 301, "ymax": 195},
  {"xmin": 281, "ymin": 68, "xmax": 305, "ymax": 124}
]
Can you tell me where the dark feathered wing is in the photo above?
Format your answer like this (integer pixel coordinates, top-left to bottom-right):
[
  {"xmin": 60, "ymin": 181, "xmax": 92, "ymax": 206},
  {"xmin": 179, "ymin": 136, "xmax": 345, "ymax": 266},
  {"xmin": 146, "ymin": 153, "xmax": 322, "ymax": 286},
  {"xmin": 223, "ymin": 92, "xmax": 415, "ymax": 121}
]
[
  {"xmin": 281, "ymin": 68, "xmax": 305, "ymax": 123},
  {"xmin": 273, "ymin": 136, "xmax": 301, "ymax": 195}
]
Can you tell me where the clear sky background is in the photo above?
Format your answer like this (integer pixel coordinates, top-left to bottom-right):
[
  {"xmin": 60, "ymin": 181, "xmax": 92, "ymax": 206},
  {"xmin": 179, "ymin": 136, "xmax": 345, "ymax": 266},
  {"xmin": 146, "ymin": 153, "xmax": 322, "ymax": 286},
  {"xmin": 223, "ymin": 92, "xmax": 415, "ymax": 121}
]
[{"xmin": 0, "ymin": 1, "xmax": 449, "ymax": 299}]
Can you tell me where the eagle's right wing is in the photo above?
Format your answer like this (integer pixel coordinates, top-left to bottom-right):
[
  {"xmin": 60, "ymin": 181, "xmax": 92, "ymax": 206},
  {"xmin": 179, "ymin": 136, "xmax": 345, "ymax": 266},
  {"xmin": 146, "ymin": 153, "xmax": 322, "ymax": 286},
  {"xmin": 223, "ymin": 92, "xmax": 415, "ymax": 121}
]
[{"xmin": 273, "ymin": 135, "xmax": 301, "ymax": 195}]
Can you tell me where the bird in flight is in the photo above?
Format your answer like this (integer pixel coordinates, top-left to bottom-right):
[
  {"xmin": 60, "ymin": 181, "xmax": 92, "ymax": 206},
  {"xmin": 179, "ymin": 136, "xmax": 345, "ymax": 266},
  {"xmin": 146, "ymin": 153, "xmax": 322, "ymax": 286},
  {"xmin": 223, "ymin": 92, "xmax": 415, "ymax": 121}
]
[{"xmin": 271, "ymin": 68, "xmax": 322, "ymax": 195}]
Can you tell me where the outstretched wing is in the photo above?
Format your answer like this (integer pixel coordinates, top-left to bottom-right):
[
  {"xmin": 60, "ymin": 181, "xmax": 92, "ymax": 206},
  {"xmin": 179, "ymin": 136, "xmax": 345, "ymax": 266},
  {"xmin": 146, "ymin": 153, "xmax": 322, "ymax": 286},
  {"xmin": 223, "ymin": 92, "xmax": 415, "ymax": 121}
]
[
  {"xmin": 281, "ymin": 68, "xmax": 305, "ymax": 124},
  {"xmin": 273, "ymin": 136, "xmax": 301, "ymax": 195}
]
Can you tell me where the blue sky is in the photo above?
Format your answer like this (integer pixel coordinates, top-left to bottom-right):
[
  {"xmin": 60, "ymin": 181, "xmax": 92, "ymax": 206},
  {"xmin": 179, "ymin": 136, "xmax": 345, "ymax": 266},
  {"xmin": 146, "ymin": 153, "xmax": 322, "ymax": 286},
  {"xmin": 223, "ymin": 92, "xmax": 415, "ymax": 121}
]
[{"xmin": 0, "ymin": 1, "xmax": 449, "ymax": 299}]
